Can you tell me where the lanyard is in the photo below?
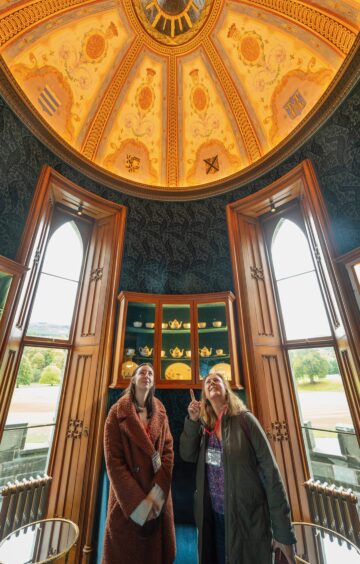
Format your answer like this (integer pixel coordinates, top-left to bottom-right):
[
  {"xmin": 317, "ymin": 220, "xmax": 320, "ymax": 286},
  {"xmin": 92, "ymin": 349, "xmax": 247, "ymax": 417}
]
[{"xmin": 204, "ymin": 405, "xmax": 227, "ymax": 437}]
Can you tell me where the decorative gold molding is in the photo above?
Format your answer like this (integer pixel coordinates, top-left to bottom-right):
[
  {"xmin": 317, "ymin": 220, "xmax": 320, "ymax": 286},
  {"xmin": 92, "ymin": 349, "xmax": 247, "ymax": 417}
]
[
  {"xmin": 81, "ymin": 36, "xmax": 143, "ymax": 160},
  {"xmin": 122, "ymin": 0, "xmax": 223, "ymax": 56},
  {"xmin": 167, "ymin": 55, "xmax": 178, "ymax": 187},
  {"xmin": 242, "ymin": 0, "xmax": 356, "ymax": 55},
  {"xmin": 0, "ymin": 0, "xmax": 95, "ymax": 49},
  {"xmin": 132, "ymin": 0, "xmax": 213, "ymax": 46},
  {"xmin": 203, "ymin": 37, "xmax": 262, "ymax": 163}
]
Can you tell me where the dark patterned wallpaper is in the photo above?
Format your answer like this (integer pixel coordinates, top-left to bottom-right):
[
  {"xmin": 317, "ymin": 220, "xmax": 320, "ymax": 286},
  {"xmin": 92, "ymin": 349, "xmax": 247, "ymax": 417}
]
[{"xmin": 0, "ymin": 80, "xmax": 360, "ymax": 297}]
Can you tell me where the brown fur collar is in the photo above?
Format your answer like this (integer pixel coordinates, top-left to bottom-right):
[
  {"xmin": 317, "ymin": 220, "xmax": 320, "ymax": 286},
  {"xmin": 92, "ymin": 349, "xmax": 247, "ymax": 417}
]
[{"xmin": 115, "ymin": 394, "xmax": 167, "ymax": 456}]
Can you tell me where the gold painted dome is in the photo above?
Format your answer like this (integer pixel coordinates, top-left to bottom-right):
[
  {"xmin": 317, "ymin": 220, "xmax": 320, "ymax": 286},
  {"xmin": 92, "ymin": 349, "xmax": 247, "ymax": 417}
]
[{"xmin": 0, "ymin": 0, "xmax": 359, "ymax": 199}]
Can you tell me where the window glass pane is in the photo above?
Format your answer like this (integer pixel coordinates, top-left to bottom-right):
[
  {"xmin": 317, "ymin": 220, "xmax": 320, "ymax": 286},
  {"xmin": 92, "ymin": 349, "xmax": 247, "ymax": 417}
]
[
  {"xmin": 0, "ymin": 272, "xmax": 12, "ymax": 321},
  {"xmin": 272, "ymin": 219, "xmax": 314, "ymax": 280},
  {"xmin": 301, "ymin": 427, "xmax": 360, "ymax": 509},
  {"xmin": 288, "ymin": 348, "xmax": 353, "ymax": 433},
  {"xmin": 0, "ymin": 347, "xmax": 67, "ymax": 486},
  {"xmin": 0, "ymin": 425, "xmax": 54, "ymax": 487},
  {"xmin": 5, "ymin": 347, "xmax": 67, "ymax": 427},
  {"xmin": 353, "ymin": 262, "xmax": 360, "ymax": 286},
  {"xmin": 277, "ymin": 271, "xmax": 331, "ymax": 339},
  {"xmin": 27, "ymin": 274, "xmax": 78, "ymax": 338},
  {"xmin": 42, "ymin": 221, "xmax": 83, "ymax": 281},
  {"xmin": 289, "ymin": 347, "xmax": 360, "ymax": 507}
]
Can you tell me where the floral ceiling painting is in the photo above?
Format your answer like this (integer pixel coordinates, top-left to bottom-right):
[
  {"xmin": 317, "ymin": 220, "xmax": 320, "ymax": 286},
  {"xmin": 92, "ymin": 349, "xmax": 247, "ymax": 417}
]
[{"xmin": 0, "ymin": 0, "xmax": 359, "ymax": 198}]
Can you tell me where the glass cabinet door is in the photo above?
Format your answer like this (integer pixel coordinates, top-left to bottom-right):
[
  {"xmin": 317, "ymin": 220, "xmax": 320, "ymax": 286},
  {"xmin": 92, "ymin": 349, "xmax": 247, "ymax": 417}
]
[
  {"xmin": 197, "ymin": 301, "xmax": 232, "ymax": 381},
  {"xmin": 121, "ymin": 302, "xmax": 156, "ymax": 379},
  {"xmin": 160, "ymin": 303, "xmax": 192, "ymax": 382}
]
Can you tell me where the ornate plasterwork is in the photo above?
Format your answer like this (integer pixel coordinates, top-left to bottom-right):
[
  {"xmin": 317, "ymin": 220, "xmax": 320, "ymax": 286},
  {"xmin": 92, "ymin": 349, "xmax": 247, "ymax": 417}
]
[
  {"xmin": 82, "ymin": 37, "xmax": 143, "ymax": 159},
  {"xmin": 133, "ymin": 0, "xmax": 213, "ymax": 46},
  {"xmin": 0, "ymin": 0, "xmax": 93, "ymax": 47},
  {"xmin": 242, "ymin": 0, "xmax": 356, "ymax": 55},
  {"xmin": 0, "ymin": 0, "xmax": 359, "ymax": 197}
]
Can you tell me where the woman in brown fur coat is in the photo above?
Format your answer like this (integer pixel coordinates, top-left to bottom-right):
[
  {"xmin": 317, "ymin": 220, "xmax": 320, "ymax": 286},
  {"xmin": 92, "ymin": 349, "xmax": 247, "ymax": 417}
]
[{"xmin": 102, "ymin": 363, "xmax": 176, "ymax": 564}]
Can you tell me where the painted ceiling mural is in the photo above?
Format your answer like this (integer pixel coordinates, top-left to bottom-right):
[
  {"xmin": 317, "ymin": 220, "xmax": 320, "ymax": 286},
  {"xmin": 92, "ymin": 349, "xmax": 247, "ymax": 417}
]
[{"xmin": 0, "ymin": 0, "xmax": 359, "ymax": 198}]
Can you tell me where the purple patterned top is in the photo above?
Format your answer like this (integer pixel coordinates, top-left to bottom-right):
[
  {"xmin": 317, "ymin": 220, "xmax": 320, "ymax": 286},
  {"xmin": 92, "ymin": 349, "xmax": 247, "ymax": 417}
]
[{"xmin": 206, "ymin": 433, "xmax": 225, "ymax": 514}]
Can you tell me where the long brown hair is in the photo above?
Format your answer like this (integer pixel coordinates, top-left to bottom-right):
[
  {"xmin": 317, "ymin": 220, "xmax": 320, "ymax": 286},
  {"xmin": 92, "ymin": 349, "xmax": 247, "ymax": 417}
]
[
  {"xmin": 200, "ymin": 372, "xmax": 246, "ymax": 429},
  {"xmin": 123, "ymin": 363, "xmax": 155, "ymax": 418}
]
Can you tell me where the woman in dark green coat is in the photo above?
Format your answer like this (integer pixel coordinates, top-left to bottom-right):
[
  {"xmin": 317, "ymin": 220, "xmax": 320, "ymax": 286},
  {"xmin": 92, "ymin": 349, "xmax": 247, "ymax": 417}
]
[{"xmin": 179, "ymin": 372, "xmax": 296, "ymax": 564}]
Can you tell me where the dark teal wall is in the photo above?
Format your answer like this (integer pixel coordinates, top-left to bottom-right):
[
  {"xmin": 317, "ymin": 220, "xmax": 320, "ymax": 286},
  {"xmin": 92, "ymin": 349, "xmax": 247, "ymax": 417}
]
[{"xmin": 1, "ymin": 80, "xmax": 360, "ymax": 296}]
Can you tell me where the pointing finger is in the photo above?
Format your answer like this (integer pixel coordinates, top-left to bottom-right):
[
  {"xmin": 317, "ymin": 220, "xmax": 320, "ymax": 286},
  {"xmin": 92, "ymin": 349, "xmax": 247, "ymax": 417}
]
[{"xmin": 190, "ymin": 389, "xmax": 195, "ymax": 401}]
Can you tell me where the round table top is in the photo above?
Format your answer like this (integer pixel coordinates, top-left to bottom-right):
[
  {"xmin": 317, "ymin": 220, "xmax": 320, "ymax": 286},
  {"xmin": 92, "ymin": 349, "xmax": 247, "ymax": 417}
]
[
  {"xmin": 293, "ymin": 522, "xmax": 360, "ymax": 564},
  {"xmin": 0, "ymin": 519, "xmax": 79, "ymax": 564}
]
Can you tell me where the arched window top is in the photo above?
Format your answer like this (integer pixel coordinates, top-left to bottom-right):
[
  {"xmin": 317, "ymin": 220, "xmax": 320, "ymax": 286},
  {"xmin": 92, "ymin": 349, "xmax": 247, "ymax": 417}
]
[
  {"xmin": 42, "ymin": 220, "xmax": 83, "ymax": 281},
  {"xmin": 271, "ymin": 218, "xmax": 314, "ymax": 281}
]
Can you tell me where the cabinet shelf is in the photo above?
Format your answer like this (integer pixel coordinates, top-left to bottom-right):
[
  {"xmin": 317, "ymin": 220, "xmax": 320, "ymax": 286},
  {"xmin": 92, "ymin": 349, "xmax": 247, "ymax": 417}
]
[
  {"xmin": 126, "ymin": 327, "xmax": 154, "ymax": 334},
  {"xmin": 162, "ymin": 329, "xmax": 190, "ymax": 334},
  {"xmin": 199, "ymin": 355, "xmax": 230, "ymax": 360},
  {"xmin": 160, "ymin": 357, "xmax": 192, "ymax": 362},
  {"xmin": 126, "ymin": 327, "xmax": 228, "ymax": 334},
  {"xmin": 199, "ymin": 327, "xmax": 228, "ymax": 333}
]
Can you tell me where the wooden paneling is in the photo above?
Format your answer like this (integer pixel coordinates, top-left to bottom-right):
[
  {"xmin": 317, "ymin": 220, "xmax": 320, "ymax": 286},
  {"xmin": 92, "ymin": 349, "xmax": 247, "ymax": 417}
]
[{"xmin": 231, "ymin": 210, "xmax": 309, "ymax": 522}]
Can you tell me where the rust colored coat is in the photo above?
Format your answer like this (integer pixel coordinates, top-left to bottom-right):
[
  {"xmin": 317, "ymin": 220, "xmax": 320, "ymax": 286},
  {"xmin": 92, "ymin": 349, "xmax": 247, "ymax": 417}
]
[{"xmin": 102, "ymin": 394, "xmax": 176, "ymax": 564}]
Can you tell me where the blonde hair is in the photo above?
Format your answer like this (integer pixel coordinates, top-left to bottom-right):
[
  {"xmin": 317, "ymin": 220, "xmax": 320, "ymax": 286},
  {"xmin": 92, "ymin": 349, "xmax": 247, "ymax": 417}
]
[{"xmin": 200, "ymin": 372, "xmax": 246, "ymax": 429}]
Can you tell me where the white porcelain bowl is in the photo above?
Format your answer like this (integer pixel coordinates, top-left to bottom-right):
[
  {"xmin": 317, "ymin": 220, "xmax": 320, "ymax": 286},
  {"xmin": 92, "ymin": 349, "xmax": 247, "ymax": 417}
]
[
  {"xmin": 133, "ymin": 321, "xmax": 143, "ymax": 328},
  {"xmin": 145, "ymin": 322, "xmax": 155, "ymax": 329},
  {"xmin": 212, "ymin": 321, "xmax": 222, "ymax": 328}
]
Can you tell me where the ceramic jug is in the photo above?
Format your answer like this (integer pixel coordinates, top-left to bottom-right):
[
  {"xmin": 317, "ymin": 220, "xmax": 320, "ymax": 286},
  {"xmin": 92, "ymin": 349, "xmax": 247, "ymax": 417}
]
[
  {"xmin": 199, "ymin": 346, "xmax": 212, "ymax": 357},
  {"xmin": 139, "ymin": 345, "xmax": 153, "ymax": 357},
  {"xmin": 168, "ymin": 319, "xmax": 182, "ymax": 329},
  {"xmin": 170, "ymin": 347, "xmax": 184, "ymax": 358}
]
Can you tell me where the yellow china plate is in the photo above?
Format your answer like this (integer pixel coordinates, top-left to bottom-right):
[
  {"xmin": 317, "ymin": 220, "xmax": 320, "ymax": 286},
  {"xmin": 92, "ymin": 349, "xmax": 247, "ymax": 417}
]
[
  {"xmin": 210, "ymin": 362, "xmax": 231, "ymax": 380},
  {"xmin": 165, "ymin": 362, "xmax": 192, "ymax": 380}
]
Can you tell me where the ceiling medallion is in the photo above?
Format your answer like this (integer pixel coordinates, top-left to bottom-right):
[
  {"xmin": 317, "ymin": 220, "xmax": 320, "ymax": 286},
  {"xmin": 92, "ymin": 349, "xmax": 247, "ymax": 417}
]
[{"xmin": 133, "ymin": 0, "xmax": 213, "ymax": 45}]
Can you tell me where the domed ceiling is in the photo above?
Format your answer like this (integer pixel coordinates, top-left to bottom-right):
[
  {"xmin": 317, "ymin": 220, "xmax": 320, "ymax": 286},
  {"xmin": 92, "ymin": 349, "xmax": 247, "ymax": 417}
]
[{"xmin": 0, "ymin": 0, "xmax": 359, "ymax": 199}]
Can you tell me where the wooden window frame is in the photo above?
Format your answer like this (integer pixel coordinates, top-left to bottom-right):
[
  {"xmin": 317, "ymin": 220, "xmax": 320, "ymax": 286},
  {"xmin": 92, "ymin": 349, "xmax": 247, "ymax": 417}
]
[
  {"xmin": 0, "ymin": 165, "xmax": 127, "ymax": 562},
  {"xmin": 226, "ymin": 159, "xmax": 360, "ymax": 523}
]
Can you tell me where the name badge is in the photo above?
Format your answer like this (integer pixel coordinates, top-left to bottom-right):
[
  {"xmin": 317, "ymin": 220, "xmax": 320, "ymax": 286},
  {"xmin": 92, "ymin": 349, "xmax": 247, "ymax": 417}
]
[
  {"xmin": 152, "ymin": 451, "xmax": 161, "ymax": 473},
  {"xmin": 206, "ymin": 447, "xmax": 221, "ymax": 467}
]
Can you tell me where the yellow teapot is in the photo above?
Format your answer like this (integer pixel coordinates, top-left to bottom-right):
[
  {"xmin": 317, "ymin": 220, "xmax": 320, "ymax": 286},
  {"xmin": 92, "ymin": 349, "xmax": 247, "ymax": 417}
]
[
  {"xmin": 170, "ymin": 347, "xmax": 184, "ymax": 358},
  {"xmin": 199, "ymin": 346, "xmax": 212, "ymax": 357},
  {"xmin": 168, "ymin": 319, "xmax": 182, "ymax": 329},
  {"xmin": 139, "ymin": 345, "xmax": 153, "ymax": 357}
]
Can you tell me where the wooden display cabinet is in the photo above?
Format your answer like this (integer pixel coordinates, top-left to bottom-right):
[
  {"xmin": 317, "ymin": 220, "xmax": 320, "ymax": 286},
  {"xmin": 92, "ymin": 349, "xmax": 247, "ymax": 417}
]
[{"xmin": 111, "ymin": 291, "xmax": 241, "ymax": 388}]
